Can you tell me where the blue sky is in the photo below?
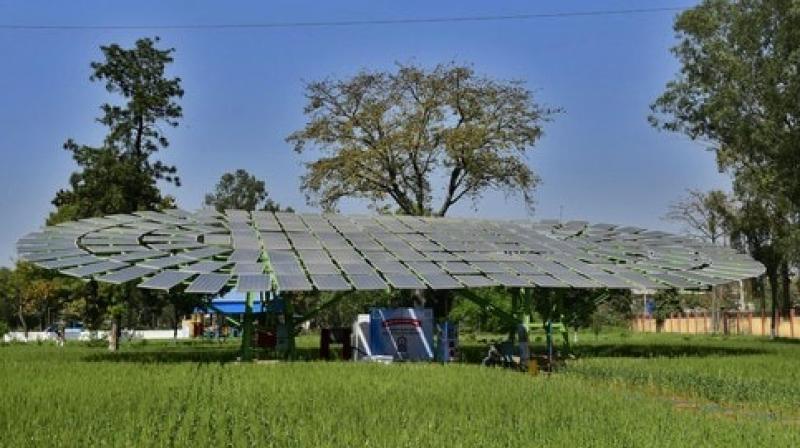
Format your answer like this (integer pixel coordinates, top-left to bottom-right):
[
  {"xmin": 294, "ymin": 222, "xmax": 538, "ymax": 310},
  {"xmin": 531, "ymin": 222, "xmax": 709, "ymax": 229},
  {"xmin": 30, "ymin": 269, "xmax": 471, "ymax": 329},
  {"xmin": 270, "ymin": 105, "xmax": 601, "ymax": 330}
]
[{"xmin": 0, "ymin": 0, "xmax": 726, "ymax": 266}]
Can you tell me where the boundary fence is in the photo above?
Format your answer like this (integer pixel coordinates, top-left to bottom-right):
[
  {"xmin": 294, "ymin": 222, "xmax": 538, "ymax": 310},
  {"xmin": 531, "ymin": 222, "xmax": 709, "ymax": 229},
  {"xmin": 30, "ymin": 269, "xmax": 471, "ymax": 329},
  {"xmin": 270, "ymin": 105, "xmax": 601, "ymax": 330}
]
[{"xmin": 632, "ymin": 310, "xmax": 799, "ymax": 338}]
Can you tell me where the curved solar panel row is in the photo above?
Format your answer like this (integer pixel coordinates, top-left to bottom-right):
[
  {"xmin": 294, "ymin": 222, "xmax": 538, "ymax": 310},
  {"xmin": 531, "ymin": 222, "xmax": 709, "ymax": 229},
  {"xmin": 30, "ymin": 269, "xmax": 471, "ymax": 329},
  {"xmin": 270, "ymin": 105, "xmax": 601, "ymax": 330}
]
[{"xmin": 15, "ymin": 209, "xmax": 766, "ymax": 294}]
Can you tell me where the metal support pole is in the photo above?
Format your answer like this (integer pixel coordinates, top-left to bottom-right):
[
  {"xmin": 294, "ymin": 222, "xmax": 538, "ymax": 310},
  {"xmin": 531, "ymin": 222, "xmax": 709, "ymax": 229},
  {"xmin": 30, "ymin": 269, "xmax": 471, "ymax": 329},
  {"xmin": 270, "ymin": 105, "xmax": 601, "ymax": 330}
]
[
  {"xmin": 546, "ymin": 319, "xmax": 553, "ymax": 371},
  {"xmin": 283, "ymin": 293, "xmax": 296, "ymax": 359},
  {"xmin": 738, "ymin": 280, "xmax": 746, "ymax": 311},
  {"xmin": 241, "ymin": 291, "xmax": 254, "ymax": 361},
  {"xmin": 509, "ymin": 288, "xmax": 519, "ymax": 343}
]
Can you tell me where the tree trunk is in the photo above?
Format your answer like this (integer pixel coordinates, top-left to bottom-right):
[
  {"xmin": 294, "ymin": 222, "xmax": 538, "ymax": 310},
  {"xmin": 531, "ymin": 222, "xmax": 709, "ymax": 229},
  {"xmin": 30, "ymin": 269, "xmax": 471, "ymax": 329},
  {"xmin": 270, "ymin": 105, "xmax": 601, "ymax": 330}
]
[
  {"xmin": 757, "ymin": 277, "xmax": 766, "ymax": 316},
  {"xmin": 710, "ymin": 286, "xmax": 724, "ymax": 333},
  {"xmin": 18, "ymin": 304, "xmax": 27, "ymax": 337},
  {"xmin": 780, "ymin": 261, "xmax": 792, "ymax": 317},
  {"xmin": 173, "ymin": 306, "xmax": 179, "ymax": 341},
  {"xmin": 767, "ymin": 268, "xmax": 779, "ymax": 338},
  {"xmin": 108, "ymin": 317, "xmax": 120, "ymax": 351}
]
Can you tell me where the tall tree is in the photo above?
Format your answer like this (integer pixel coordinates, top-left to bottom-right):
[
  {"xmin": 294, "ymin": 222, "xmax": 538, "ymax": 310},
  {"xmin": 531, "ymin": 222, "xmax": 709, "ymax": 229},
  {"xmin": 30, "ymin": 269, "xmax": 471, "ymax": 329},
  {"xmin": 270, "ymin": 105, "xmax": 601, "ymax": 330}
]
[
  {"xmin": 0, "ymin": 268, "xmax": 13, "ymax": 329},
  {"xmin": 52, "ymin": 36, "xmax": 184, "ymax": 221},
  {"xmin": 649, "ymin": 0, "xmax": 800, "ymax": 215},
  {"xmin": 724, "ymin": 186, "xmax": 792, "ymax": 328},
  {"xmin": 665, "ymin": 189, "xmax": 732, "ymax": 245},
  {"xmin": 650, "ymin": 0, "xmax": 799, "ymax": 322},
  {"xmin": 204, "ymin": 169, "xmax": 293, "ymax": 212},
  {"xmin": 287, "ymin": 62, "xmax": 559, "ymax": 216},
  {"xmin": 48, "ymin": 37, "xmax": 184, "ymax": 349}
]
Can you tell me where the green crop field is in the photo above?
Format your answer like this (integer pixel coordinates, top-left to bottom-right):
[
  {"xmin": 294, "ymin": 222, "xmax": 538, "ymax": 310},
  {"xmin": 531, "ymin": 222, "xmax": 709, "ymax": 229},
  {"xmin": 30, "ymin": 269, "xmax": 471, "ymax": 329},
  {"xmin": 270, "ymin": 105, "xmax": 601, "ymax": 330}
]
[{"xmin": 1, "ymin": 333, "xmax": 799, "ymax": 447}]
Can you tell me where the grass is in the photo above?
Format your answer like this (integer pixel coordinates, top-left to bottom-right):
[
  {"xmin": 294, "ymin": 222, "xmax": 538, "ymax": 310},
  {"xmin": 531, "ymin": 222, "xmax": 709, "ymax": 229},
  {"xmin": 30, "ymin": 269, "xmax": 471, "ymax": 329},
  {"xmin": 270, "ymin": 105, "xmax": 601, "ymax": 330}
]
[{"xmin": 1, "ymin": 332, "xmax": 799, "ymax": 447}]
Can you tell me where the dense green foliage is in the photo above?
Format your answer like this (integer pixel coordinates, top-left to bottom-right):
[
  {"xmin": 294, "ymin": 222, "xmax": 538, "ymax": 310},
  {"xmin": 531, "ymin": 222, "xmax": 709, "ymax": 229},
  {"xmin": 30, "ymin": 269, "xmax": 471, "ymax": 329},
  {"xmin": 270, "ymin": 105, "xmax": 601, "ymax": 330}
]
[
  {"xmin": 1, "ymin": 334, "xmax": 798, "ymax": 446},
  {"xmin": 287, "ymin": 62, "xmax": 558, "ymax": 215},
  {"xmin": 204, "ymin": 169, "xmax": 293, "ymax": 213},
  {"xmin": 52, "ymin": 37, "xmax": 183, "ymax": 222},
  {"xmin": 651, "ymin": 0, "xmax": 799, "ymax": 317},
  {"xmin": 15, "ymin": 37, "xmax": 195, "ymax": 342}
]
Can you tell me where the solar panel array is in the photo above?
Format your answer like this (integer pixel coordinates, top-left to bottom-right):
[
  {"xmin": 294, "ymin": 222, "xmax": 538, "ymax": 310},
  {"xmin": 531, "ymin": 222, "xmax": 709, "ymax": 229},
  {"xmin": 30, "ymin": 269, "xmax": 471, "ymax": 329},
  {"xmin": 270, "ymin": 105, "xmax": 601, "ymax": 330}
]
[{"xmin": 15, "ymin": 209, "xmax": 766, "ymax": 295}]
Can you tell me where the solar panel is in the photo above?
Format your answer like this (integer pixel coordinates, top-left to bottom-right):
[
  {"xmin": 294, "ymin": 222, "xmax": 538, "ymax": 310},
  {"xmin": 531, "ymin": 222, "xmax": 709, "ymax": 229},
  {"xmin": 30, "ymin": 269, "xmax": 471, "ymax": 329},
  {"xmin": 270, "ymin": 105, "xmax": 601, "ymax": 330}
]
[
  {"xmin": 182, "ymin": 261, "xmax": 230, "ymax": 274},
  {"xmin": 546, "ymin": 270, "xmax": 600, "ymax": 288},
  {"xmin": 266, "ymin": 250, "xmax": 298, "ymax": 264},
  {"xmin": 231, "ymin": 263, "xmax": 264, "ymax": 274},
  {"xmin": 584, "ymin": 272, "xmax": 634, "ymax": 289},
  {"xmin": 180, "ymin": 246, "xmax": 230, "ymax": 260},
  {"xmin": 62, "ymin": 261, "xmax": 127, "ymax": 278},
  {"xmin": 348, "ymin": 239, "xmax": 382, "ymax": 251},
  {"xmin": 95, "ymin": 266, "xmax": 157, "ymax": 284},
  {"xmin": 371, "ymin": 260, "xmax": 411, "ymax": 273},
  {"xmin": 405, "ymin": 261, "xmax": 442, "ymax": 274},
  {"xmin": 487, "ymin": 273, "xmax": 531, "ymax": 288},
  {"xmin": 296, "ymin": 250, "xmax": 331, "ymax": 264},
  {"xmin": 237, "ymin": 274, "xmax": 272, "ymax": 292},
  {"xmin": 310, "ymin": 274, "xmax": 352, "ymax": 291},
  {"xmin": 454, "ymin": 275, "xmax": 499, "ymax": 288},
  {"xmin": 606, "ymin": 267, "xmax": 667, "ymax": 290},
  {"xmin": 504, "ymin": 261, "xmax": 540, "ymax": 274},
  {"xmin": 348, "ymin": 273, "xmax": 389, "ymax": 290},
  {"xmin": 272, "ymin": 262, "xmax": 305, "ymax": 275},
  {"xmin": 227, "ymin": 249, "xmax": 261, "ymax": 263},
  {"xmin": 420, "ymin": 273, "xmax": 461, "ymax": 290},
  {"xmin": 84, "ymin": 245, "xmax": 149, "ymax": 254},
  {"xmin": 440, "ymin": 261, "xmax": 479, "ymax": 275},
  {"xmin": 650, "ymin": 273, "xmax": 701, "ymax": 289},
  {"xmin": 470, "ymin": 261, "xmax": 508, "ymax": 273},
  {"xmin": 22, "ymin": 242, "xmax": 78, "ymax": 252},
  {"xmin": 109, "ymin": 250, "xmax": 168, "ymax": 263},
  {"xmin": 459, "ymin": 252, "xmax": 496, "ymax": 262},
  {"xmin": 390, "ymin": 250, "xmax": 428, "ymax": 261},
  {"xmin": 383, "ymin": 273, "xmax": 427, "ymax": 289},
  {"xmin": 148, "ymin": 242, "xmax": 205, "ymax": 251},
  {"xmin": 339, "ymin": 263, "xmax": 377, "ymax": 275},
  {"xmin": 287, "ymin": 235, "xmax": 323, "ymax": 250},
  {"xmin": 422, "ymin": 251, "xmax": 461, "ymax": 262},
  {"xmin": 139, "ymin": 271, "xmax": 194, "ymax": 290},
  {"xmin": 524, "ymin": 274, "xmax": 568, "ymax": 288},
  {"xmin": 361, "ymin": 251, "xmax": 396, "ymax": 262},
  {"xmin": 20, "ymin": 249, "xmax": 88, "ymax": 262},
  {"xmin": 304, "ymin": 263, "xmax": 341, "ymax": 275},
  {"xmin": 138, "ymin": 255, "xmax": 192, "ymax": 269},
  {"xmin": 203, "ymin": 234, "xmax": 231, "ymax": 246},
  {"xmin": 678, "ymin": 271, "xmax": 730, "ymax": 286},
  {"xmin": 327, "ymin": 250, "xmax": 364, "ymax": 263},
  {"xmin": 185, "ymin": 273, "xmax": 231, "ymax": 294},
  {"xmin": 37, "ymin": 255, "xmax": 103, "ymax": 269},
  {"xmin": 261, "ymin": 232, "xmax": 292, "ymax": 250},
  {"xmin": 275, "ymin": 274, "xmax": 314, "ymax": 291}
]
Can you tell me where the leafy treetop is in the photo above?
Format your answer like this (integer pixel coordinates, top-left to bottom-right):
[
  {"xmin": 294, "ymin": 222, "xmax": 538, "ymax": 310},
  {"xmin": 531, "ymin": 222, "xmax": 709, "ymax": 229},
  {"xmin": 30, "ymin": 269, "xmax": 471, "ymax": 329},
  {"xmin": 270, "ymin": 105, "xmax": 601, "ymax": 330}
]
[
  {"xmin": 204, "ymin": 169, "xmax": 293, "ymax": 213},
  {"xmin": 52, "ymin": 37, "xmax": 183, "ymax": 222},
  {"xmin": 288, "ymin": 62, "xmax": 559, "ymax": 216}
]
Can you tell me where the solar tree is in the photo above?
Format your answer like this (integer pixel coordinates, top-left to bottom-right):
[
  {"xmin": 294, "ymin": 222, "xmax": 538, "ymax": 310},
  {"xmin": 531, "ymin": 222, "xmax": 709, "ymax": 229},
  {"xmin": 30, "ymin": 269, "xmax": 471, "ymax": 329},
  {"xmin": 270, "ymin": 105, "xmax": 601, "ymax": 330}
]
[{"xmin": 17, "ymin": 209, "xmax": 765, "ymax": 360}]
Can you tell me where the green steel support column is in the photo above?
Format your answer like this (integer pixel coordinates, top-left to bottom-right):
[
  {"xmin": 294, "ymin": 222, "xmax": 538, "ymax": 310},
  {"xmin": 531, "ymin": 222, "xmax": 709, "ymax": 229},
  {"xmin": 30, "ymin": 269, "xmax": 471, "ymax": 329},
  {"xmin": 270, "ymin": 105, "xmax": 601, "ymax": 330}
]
[
  {"xmin": 283, "ymin": 294, "xmax": 296, "ymax": 359},
  {"xmin": 545, "ymin": 319, "xmax": 554, "ymax": 370},
  {"xmin": 241, "ymin": 291, "xmax": 254, "ymax": 361},
  {"xmin": 523, "ymin": 288, "xmax": 533, "ymax": 326},
  {"xmin": 509, "ymin": 288, "xmax": 520, "ymax": 343}
]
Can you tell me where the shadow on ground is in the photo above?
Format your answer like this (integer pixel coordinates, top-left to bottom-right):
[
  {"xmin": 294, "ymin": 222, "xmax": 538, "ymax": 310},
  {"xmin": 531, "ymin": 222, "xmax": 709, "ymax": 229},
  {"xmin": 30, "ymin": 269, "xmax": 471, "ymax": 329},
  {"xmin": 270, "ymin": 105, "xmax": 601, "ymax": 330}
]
[
  {"xmin": 82, "ymin": 346, "xmax": 323, "ymax": 363},
  {"xmin": 83, "ymin": 348, "xmax": 240, "ymax": 364},
  {"xmin": 568, "ymin": 343, "xmax": 765, "ymax": 358},
  {"xmin": 82, "ymin": 339, "xmax": 769, "ymax": 364},
  {"xmin": 457, "ymin": 342, "xmax": 767, "ymax": 363}
]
